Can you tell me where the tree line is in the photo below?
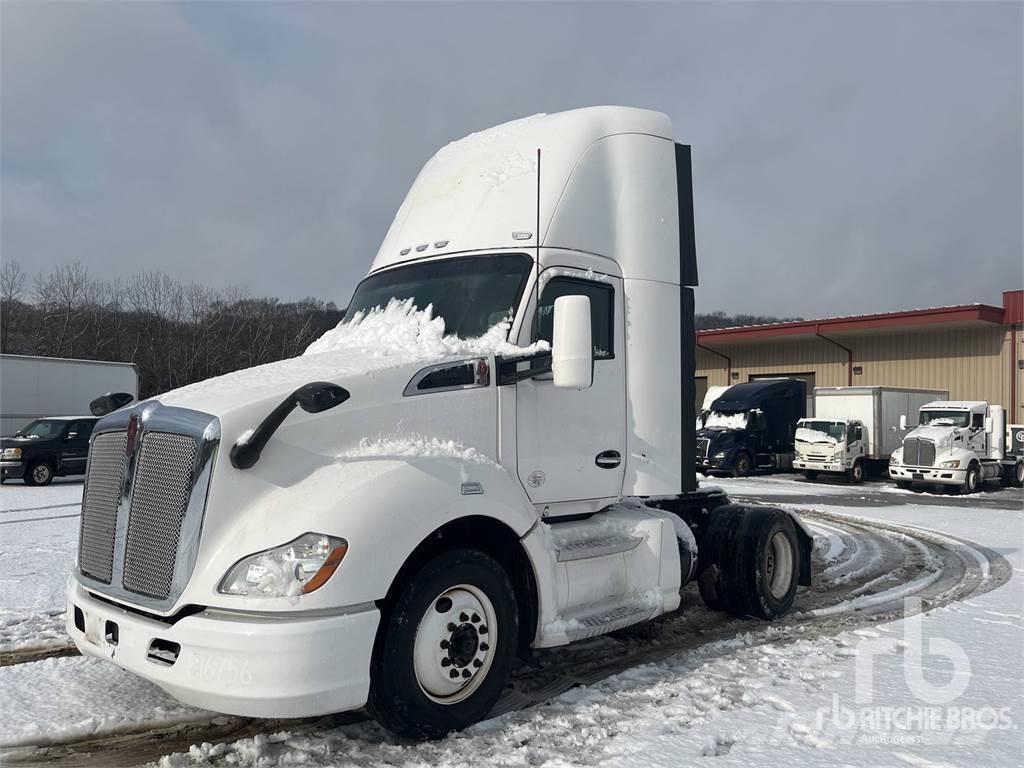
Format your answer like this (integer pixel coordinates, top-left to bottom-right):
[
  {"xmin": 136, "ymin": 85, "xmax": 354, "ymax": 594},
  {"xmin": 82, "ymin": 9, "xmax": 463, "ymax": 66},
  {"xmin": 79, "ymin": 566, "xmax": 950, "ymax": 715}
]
[
  {"xmin": 0, "ymin": 260, "xmax": 345, "ymax": 399},
  {"xmin": 0, "ymin": 260, "xmax": 800, "ymax": 400}
]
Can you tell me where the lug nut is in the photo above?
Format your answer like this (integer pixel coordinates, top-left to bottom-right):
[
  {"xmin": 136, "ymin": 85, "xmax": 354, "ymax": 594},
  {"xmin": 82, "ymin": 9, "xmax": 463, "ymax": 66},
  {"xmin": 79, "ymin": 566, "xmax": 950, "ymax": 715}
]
[
  {"xmin": 480, "ymin": 642, "xmax": 489, "ymax": 652},
  {"xmin": 441, "ymin": 658, "xmax": 451, "ymax": 667},
  {"xmin": 440, "ymin": 639, "xmax": 450, "ymax": 650},
  {"xmin": 471, "ymin": 613, "xmax": 480, "ymax": 623},
  {"xmin": 473, "ymin": 659, "xmax": 482, "ymax": 668},
  {"xmin": 462, "ymin": 669, "xmax": 471, "ymax": 679},
  {"xmin": 447, "ymin": 623, "xmax": 457, "ymax": 632},
  {"xmin": 459, "ymin": 612, "xmax": 469, "ymax": 622},
  {"xmin": 479, "ymin": 625, "xmax": 488, "ymax": 635},
  {"xmin": 450, "ymin": 669, "xmax": 459, "ymax": 679}
]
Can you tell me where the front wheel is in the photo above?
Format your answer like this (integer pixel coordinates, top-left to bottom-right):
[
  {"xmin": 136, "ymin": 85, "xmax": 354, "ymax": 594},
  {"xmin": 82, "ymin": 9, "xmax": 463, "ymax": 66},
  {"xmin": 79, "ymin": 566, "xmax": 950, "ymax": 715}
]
[
  {"xmin": 368, "ymin": 549, "xmax": 518, "ymax": 739},
  {"xmin": 847, "ymin": 461, "xmax": 865, "ymax": 484},
  {"xmin": 959, "ymin": 464, "xmax": 981, "ymax": 495},
  {"xmin": 732, "ymin": 453, "xmax": 753, "ymax": 478},
  {"xmin": 25, "ymin": 461, "xmax": 54, "ymax": 486}
]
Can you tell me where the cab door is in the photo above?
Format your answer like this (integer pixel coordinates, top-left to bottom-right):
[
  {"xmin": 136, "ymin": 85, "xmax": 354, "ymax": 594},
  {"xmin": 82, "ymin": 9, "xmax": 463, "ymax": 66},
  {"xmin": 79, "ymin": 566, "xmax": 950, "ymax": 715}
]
[
  {"xmin": 515, "ymin": 272, "xmax": 626, "ymax": 508},
  {"xmin": 60, "ymin": 420, "xmax": 94, "ymax": 475}
]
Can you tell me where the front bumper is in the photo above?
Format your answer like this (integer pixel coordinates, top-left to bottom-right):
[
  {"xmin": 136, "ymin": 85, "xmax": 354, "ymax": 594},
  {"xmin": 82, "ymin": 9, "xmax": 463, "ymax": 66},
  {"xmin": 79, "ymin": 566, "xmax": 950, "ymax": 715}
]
[
  {"xmin": 66, "ymin": 576, "xmax": 379, "ymax": 718},
  {"xmin": 0, "ymin": 460, "xmax": 25, "ymax": 480},
  {"xmin": 793, "ymin": 459, "xmax": 845, "ymax": 473},
  {"xmin": 888, "ymin": 465, "xmax": 966, "ymax": 486}
]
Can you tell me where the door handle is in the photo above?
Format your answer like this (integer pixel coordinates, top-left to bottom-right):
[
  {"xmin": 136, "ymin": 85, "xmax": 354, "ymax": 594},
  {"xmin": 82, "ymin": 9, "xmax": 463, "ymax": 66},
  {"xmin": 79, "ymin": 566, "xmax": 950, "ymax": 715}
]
[{"xmin": 595, "ymin": 450, "xmax": 621, "ymax": 469}]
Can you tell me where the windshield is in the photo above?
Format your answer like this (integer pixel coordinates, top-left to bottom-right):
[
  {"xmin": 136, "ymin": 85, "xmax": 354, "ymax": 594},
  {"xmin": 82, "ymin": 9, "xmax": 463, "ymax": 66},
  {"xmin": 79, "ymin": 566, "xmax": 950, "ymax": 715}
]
[
  {"xmin": 346, "ymin": 254, "xmax": 533, "ymax": 340},
  {"xmin": 14, "ymin": 420, "xmax": 64, "ymax": 439},
  {"xmin": 797, "ymin": 420, "xmax": 846, "ymax": 443},
  {"xmin": 919, "ymin": 410, "xmax": 970, "ymax": 428},
  {"xmin": 703, "ymin": 411, "xmax": 749, "ymax": 430}
]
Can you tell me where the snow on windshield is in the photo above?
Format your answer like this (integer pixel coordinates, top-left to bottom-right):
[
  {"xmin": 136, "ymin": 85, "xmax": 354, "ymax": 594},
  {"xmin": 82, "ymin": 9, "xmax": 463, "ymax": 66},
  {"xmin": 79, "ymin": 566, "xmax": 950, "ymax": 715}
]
[
  {"xmin": 796, "ymin": 427, "xmax": 838, "ymax": 445},
  {"xmin": 159, "ymin": 299, "xmax": 547, "ymax": 408},
  {"xmin": 703, "ymin": 411, "xmax": 748, "ymax": 430}
]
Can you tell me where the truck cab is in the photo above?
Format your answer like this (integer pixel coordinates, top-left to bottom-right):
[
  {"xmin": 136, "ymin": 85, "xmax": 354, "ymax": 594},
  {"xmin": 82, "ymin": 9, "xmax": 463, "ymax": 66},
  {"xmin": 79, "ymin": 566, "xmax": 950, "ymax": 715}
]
[
  {"xmin": 889, "ymin": 400, "xmax": 1024, "ymax": 492},
  {"xmin": 794, "ymin": 418, "xmax": 867, "ymax": 482},
  {"xmin": 65, "ymin": 107, "xmax": 813, "ymax": 739},
  {"xmin": 696, "ymin": 379, "xmax": 806, "ymax": 477}
]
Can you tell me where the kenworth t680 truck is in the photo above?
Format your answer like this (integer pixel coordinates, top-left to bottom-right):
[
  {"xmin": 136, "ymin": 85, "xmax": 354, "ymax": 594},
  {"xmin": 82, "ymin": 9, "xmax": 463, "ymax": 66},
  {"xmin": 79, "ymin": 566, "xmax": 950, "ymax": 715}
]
[{"xmin": 67, "ymin": 107, "xmax": 813, "ymax": 738}]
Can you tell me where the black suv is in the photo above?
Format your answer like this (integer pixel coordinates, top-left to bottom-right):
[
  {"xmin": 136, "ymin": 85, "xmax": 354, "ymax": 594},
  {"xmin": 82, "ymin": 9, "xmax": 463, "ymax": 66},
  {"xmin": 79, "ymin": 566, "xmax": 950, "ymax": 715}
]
[{"xmin": 1, "ymin": 417, "xmax": 99, "ymax": 486}]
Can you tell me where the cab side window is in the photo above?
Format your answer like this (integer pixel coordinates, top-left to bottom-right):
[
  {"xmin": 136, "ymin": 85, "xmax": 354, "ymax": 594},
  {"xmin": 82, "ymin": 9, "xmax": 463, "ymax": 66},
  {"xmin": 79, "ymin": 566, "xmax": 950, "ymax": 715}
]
[
  {"xmin": 971, "ymin": 412, "xmax": 984, "ymax": 429},
  {"xmin": 535, "ymin": 277, "xmax": 614, "ymax": 359}
]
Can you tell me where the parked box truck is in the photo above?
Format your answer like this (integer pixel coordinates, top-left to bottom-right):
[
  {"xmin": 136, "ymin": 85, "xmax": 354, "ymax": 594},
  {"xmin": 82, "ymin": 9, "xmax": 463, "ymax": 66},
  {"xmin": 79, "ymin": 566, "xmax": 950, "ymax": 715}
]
[
  {"xmin": 794, "ymin": 386, "xmax": 947, "ymax": 483},
  {"xmin": 66, "ymin": 107, "xmax": 813, "ymax": 738}
]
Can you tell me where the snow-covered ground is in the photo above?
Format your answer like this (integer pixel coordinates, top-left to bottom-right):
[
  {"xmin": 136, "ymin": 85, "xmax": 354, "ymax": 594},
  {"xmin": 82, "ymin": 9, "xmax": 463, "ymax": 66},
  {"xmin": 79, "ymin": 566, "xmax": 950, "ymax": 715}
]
[{"xmin": 0, "ymin": 475, "xmax": 1021, "ymax": 766}]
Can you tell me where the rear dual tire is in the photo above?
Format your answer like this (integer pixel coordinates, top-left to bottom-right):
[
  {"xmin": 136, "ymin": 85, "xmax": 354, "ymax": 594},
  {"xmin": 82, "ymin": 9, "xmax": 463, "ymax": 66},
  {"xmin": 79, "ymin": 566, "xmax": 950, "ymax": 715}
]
[{"xmin": 697, "ymin": 505, "xmax": 800, "ymax": 620}]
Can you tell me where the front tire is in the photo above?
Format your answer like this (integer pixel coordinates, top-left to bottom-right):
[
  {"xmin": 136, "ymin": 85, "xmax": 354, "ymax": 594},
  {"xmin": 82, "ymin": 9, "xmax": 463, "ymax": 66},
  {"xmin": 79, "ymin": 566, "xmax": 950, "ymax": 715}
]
[
  {"xmin": 732, "ymin": 453, "xmax": 753, "ymax": 478},
  {"xmin": 847, "ymin": 460, "xmax": 865, "ymax": 484},
  {"xmin": 368, "ymin": 549, "xmax": 518, "ymax": 739},
  {"xmin": 25, "ymin": 461, "xmax": 54, "ymax": 486},
  {"xmin": 803, "ymin": 470, "xmax": 819, "ymax": 481},
  {"xmin": 959, "ymin": 464, "xmax": 981, "ymax": 495}
]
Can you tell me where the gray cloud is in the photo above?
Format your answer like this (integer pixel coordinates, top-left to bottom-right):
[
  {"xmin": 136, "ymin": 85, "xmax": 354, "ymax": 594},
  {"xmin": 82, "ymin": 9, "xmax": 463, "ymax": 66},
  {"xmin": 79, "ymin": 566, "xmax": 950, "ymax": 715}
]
[{"xmin": 2, "ymin": 1, "xmax": 1021, "ymax": 318}]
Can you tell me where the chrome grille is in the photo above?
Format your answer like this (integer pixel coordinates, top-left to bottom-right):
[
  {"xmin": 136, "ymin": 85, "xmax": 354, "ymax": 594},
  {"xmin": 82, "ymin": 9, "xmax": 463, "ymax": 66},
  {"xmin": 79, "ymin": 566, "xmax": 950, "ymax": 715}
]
[
  {"xmin": 78, "ymin": 432, "xmax": 128, "ymax": 583},
  {"xmin": 697, "ymin": 438, "xmax": 710, "ymax": 458},
  {"xmin": 903, "ymin": 438, "xmax": 936, "ymax": 467},
  {"xmin": 122, "ymin": 432, "xmax": 199, "ymax": 599}
]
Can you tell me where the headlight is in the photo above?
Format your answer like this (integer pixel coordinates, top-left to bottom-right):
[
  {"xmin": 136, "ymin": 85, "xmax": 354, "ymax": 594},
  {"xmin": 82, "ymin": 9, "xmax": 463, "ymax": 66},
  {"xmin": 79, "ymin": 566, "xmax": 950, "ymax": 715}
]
[
  {"xmin": 714, "ymin": 452, "xmax": 726, "ymax": 459},
  {"xmin": 833, "ymin": 450, "xmax": 844, "ymax": 461},
  {"xmin": 1, "ymin": 448, "xmax": 22, "ymax": 460},
  {"xmin": 940, "ymin": 460, "xmax": 961, "ymax": 469},
  {"xmin": 218, "ymin": 533, "xmax": 348, "ymax": 598}
]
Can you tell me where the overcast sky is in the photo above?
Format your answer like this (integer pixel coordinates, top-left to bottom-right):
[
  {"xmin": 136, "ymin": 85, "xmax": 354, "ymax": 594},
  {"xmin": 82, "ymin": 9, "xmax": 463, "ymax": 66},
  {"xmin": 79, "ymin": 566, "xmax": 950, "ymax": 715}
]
[{"xmin": 2, "ymin": 2, "xmax": 1021, "ymax": 318}]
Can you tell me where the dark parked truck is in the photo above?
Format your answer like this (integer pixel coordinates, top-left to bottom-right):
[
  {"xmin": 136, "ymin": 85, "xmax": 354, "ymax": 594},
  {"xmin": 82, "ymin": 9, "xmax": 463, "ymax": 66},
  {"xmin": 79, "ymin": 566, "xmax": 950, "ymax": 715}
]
[{"xmin": 696, "ymin": 379, "xmax": 807, "ymax": 477}]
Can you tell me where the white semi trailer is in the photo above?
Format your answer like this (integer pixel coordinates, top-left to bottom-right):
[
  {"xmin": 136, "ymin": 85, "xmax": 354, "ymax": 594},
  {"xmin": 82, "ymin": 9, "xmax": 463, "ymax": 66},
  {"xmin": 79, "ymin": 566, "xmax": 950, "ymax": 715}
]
[
  {"xmin": 0, "ymin": 354, "xmax": 138, "ymax": 436},
  {"xmin": 66, "ymin": 107, "xmax": 813, "ymax": 738},
  {"xmin": 794, "ymin": 386, "xmax": 947, "ymax": 483}
]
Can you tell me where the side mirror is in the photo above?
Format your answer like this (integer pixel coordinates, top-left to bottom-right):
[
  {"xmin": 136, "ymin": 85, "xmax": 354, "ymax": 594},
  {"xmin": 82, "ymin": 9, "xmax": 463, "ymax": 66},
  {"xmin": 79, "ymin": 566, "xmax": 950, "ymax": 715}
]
[
  {"xmin": 295, "ymin": 382, "xmax": 349, "ymax": 413},
  {"xmin": 66, "ymin": 432, "xmax": 78, "ymax": 441},
  {"xmin": 551, "ymin": 295, "xmax": 593, "ymax": 389},
  {"xmin": 899, "ymin": 415, "xmax": 908, "ymax": 431},
  {"xmin": 90, "ymin": 392, "xmax": 135, "ymax": 417},
  {"xmin": 984, "ymin": 416, "xmax": 993, "ymax": 433}
]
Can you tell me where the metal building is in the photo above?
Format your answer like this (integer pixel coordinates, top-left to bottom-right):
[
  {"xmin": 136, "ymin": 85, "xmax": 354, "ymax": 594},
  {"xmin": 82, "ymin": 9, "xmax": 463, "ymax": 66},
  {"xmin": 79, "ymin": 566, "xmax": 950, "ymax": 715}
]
[{"xmin": 695, "ymin": 289, "xmax": 1024, "ymax": 423}]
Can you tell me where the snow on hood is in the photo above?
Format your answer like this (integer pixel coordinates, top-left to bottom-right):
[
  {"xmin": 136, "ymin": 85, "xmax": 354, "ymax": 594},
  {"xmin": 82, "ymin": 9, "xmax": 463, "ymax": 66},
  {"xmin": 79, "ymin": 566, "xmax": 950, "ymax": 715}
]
[
  {"xmin": 157, "ymin": 299, "xmax": 548, "ymax": 413},
  {"xmin": 796, "ymin": 427, "xmax": 837, "ymax": 445},
  {"xmin": 905, "ymin": 424, "xmax": 956, "ymax": 445}
]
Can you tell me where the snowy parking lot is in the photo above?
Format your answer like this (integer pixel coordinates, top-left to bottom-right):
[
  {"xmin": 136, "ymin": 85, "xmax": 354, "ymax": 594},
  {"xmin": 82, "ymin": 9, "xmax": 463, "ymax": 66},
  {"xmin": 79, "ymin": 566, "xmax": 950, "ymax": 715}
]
[{"xmin": 1, "ymin": 474, "xmax": 1021, "ymax": 767}]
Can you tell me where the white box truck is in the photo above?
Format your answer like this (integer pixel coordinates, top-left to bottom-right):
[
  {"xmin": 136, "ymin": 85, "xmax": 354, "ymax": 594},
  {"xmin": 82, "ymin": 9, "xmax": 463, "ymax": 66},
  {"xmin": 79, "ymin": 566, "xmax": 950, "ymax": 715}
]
[
  {"xmin": 794, "ymin": 386, "xmax": 947, "ymax": 483},
  {"xmin": 889, "ymin": 401, "xmax": 1024, "ymax": 492},
  {"xmin": 0, "ymin": 354, "xmax": 138, "ymax": 436},
  {"xmin": 66, "ymin": 107, "xmax": 814, "ymax": 738}
]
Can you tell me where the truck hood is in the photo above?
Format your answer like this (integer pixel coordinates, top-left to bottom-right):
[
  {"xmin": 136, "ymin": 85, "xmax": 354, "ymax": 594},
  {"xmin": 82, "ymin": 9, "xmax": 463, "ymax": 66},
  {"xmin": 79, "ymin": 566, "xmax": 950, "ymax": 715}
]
[{"xmin": 904, "ymin": 425, "xmax": 956, "ymax": 447}]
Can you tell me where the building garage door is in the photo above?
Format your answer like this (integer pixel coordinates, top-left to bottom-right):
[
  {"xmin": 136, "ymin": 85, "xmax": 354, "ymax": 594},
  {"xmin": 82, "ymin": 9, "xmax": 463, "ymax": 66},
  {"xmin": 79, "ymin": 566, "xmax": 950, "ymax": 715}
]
[
  {"xmin": 748, "ymin": 373, "xmax": 816, "ymax": 416},
  {"xmin": 695, "ymin": 377, "xmax": 708, "ymax": 424}
]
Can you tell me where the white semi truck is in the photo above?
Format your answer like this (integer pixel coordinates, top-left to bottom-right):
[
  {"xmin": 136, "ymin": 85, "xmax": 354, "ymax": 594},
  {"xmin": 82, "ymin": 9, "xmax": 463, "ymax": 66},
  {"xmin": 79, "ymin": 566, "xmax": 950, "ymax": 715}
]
[
  {"xmin": 794, "ymin": 386, "xmax": 947, "ymax": 483},
  {"xmin": 66, "ymin": 107, "xmax": 813, "ymax": 738},
  {"xmin": 889, "ymin": 400, "xmax": 1024, "ymax": 492}
]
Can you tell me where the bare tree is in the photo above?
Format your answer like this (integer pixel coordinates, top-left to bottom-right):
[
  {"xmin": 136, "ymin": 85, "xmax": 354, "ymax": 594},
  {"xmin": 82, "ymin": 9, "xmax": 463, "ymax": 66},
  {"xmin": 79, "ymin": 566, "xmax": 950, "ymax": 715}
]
[{"xmin": 0, "ymin": 259, "xmax": 27, "ymax": 351}]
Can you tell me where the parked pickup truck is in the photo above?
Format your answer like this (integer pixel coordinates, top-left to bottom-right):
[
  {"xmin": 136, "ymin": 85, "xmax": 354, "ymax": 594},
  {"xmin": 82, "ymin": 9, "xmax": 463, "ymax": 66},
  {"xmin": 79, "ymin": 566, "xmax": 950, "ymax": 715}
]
[
  {"xmin": 67, "ymin": 107, "xmax": 813, "ymax": 739},
  {"xmin": 794, "ymin": 386, "xmax": 947, "ymax": 483}
]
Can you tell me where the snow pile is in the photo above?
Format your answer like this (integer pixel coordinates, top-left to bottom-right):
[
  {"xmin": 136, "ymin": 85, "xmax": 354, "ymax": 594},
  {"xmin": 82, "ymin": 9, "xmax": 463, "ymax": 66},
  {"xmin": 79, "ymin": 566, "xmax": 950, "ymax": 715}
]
[
  {"xmin": 796, "ymin": 427, "xmax": 838, "ymax": 445},
  {"xmin": 703, "ymin": 411, "xmax": 748, "ymax": 430},
  {"xmin": 340, "ymin": 434, "xmax": 495, "ymax": 465},
  {"xmin": 158, "ymin": 300, "xmax": 546, "ymax": 410},
  {"xmin": 305, "ymin": 298, "xmax": 547, "ymax": 360}
]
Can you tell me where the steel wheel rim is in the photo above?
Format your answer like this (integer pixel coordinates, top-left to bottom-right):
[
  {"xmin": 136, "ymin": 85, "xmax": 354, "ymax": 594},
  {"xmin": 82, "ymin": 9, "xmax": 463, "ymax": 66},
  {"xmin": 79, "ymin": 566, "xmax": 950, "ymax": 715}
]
[
  {"xmin": 765, "ymin": 532, "xmax": 794, "ymax": 600},
  {"xmin": 413, "ymin": 583, "xmax": 498, "ymax": 705},
  {"xmin": 32, "ymin": 465, "xmax": 50, "ymax": 483}
]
